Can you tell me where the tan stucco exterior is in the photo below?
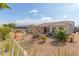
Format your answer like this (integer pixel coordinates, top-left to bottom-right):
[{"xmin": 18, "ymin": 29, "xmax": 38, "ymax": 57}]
[{"xmin": 28, "ymin": 21, "xmax": 75, "ymax": 34}]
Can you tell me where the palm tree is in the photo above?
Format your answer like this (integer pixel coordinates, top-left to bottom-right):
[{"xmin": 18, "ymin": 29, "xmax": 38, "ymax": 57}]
[
  {"xmin": 54, "ymin": 27, "xmax": 69, "ymax": 45},
  {"xmin": 0, "ymin": 3, "xmax": 11, "ymax": 10}
]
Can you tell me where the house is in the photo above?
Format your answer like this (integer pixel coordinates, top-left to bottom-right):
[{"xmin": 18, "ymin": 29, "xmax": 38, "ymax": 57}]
[
  {"xmin": 13, "ymin": 21, "xmax": 75, "ymax": 34},
  {"xmin": 28, "ymin": 21, "xmax": 75, "ymax": 34},
  {"xmin": 12, "ymin": 21, "xmax": 75, "ymax": 40}
]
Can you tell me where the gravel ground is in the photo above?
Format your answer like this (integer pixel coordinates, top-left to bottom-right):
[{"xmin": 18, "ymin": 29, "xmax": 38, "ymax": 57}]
[
  {"xmin": 17, "ymin": 32, "xmax": 79, "ymax": 56},
  {"xmin": 0, "ymin": 32, "xmax": 79, "ymax": 56}
]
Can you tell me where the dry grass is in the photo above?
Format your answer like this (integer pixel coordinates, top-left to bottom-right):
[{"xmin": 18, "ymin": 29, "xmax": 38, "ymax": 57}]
[
  {"xmin": 27, "ymin": 47, "xmax": 38, "ymax": 56},
  {"xmin": 52, "ymin": 46, "xmax": 78, "ymax": 56},
  {"xmin": 23, "ymin": 32, "xmax": 79, "ymax": 56},
  {"xmin": 0, "ymin": 32, "xmax": 77, "ymax": 56},
  {"xmin": 27, "ymin": 45, "xmax": 78, "ymax": 56},
  {"xmin": 0, "ymin": 38, "xmax": 24, "ymax": 56}
]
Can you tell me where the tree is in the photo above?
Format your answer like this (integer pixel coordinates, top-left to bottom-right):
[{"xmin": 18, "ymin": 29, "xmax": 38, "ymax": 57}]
[
  {"xmin": 3, "ymin": 23, "xmax": 16, "ymax": 28},
  {"xmin": 0, "ymin": 26, "xmax": 11, "ymax": 40},
  {"xmin": 54, "ymin": 27, "xmax": 69, "ymax": 45},
  {"xmin": 0, "ymin": 3, "xmax": 11, "ymax": 10}
]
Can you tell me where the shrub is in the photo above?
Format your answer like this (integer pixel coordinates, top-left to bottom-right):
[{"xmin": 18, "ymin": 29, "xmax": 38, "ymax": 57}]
[
  {"xmin": 32, "ymin": 34, "xmax": 40, "ymax": 39},
  {"xmin": 54, "ymin": 27, "xmax": 69, "ymax": 45},
  {"xmin": 0, "ymin": 26, "xmax": 11, "ymax": 40},
  {"xmin": 39, "ymin": 35, "xmax": 48, "ymax": 43}
]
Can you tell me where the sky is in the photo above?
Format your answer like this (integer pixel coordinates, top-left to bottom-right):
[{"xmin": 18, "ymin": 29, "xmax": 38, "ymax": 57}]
[{"xmin": 0, "ymin": 3, "xmax": 79, "ymax": 26}]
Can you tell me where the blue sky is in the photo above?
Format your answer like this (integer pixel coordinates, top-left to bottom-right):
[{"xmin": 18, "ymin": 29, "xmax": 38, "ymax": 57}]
[{"xmin": 0, "ymin": 3, "xmax": 79, "ymax": 26}]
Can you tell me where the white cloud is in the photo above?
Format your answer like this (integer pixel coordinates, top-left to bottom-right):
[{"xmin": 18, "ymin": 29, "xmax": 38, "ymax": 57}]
[
  {"xmin": 63, "ymin": 15, "xmax": 68, "ymax": 18},
  {"xmin": 64, "ymin": 4, "xmax": 79, "ymax": 11},
  {"xmin": 15, "ymin": 17, "xmax": 53, "ymax": 25},
  {"xmin": 30, "ymin": 9, "xmax": 38, "ymax": 13},
  {"xmin": 35, "ymin": 17, "xmax": 53, "ymax": 24},
  {"xmin": 71, "ymin": 4, "xmax": 79, "ymax": 7},
  {"xmin": 15, "ymin": 16, "xmax": 76, "ymax": 26},
  {"xmin": 29, "ymin": 9, "xmax": 39, "ymax": 16},
  {"xmin": 29, "ymin": 9, "xmax": 44, "ymax": 17},
  {"xmin": 57, "ymin": 14, "xmax": 69, "ymax": 19},
  {"xmin": 15, "ymin": 18, "xmax": 33, "ymax": 25}
]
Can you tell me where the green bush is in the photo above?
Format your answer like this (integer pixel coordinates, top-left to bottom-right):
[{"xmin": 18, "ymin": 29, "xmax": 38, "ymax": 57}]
[
  {"xmin": 54, "ymin": 27, "xmax": 69, "ymax": 45},
  {"xmin": 0, "ymin": 26, "xmax": 11, "ymax": 40}
]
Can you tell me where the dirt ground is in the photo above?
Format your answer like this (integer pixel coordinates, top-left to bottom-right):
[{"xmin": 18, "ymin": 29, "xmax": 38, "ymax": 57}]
[{"xmin": 16, "ymin": 32, "xmax": 79, "ymax": 56}]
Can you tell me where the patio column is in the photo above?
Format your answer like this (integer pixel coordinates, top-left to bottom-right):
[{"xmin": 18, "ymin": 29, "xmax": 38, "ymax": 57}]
[{"xmin": 49, "ymin": 26, "xmax": 52, "ymax": 33}]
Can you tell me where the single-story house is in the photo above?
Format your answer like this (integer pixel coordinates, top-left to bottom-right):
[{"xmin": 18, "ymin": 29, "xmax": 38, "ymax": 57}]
[{"xmin": 27, "ymin": 21, "xmax": 75, "ymax": 34}]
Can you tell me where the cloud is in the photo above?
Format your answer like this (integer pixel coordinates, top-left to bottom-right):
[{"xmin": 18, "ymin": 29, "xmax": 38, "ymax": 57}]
[
  {"xmin": 15, "ymin": 16, "xmax": 76, "ymax": 26},
  {"xmin": 65, "ymin": 4, "xmax": 79, "ymax": 11},
  {"xmin": 29, "ymin": 9, "xmax": 44, "ymax": 17},
  {"xmin": 15, "ymin": 18, "xmax": 33, "ymax": 25},
  {"xmin": 15, "ymin": 10, "xmax": 54, "ymax": 25},
  {"xmin": 57, "ymin": 14, "xmax": 69, "ymax": 19},
  {"xmin": 29, "ymin": 9, "xmax": 39, "ymax": 16},
  {"xmin": 15, "ymin": 17, "xmax": 53, "ymax": 25},
  {"xmin": 71, "ymin": 4, "xmax": 79, "ymax": 7},
  {"xmin": 63, "ymin": 15, "xmax": 68, "ymax": 18},
  {"xmin": 30, "ymin": 9, "xmax": 38, "ymax": 13}
]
